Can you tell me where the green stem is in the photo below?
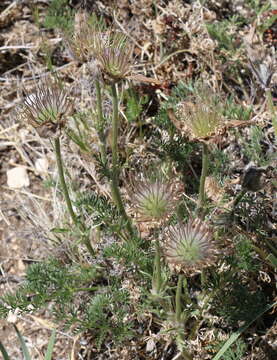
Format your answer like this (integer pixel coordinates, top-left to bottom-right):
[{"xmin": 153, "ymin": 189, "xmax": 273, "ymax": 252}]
[
  {"xmin": 54, "ymin": 137, "xmax": 95, "ymax": 257},
  {"xmin": 198, "ymin": 142, "xmax": 209, "ymax": 215},
  {"xmin": 95, "ymin": 80, "xmax": 107, "ymax": 164},
  {"xmin": 54, "ymin": 137, "xmax": 78, "ymax": 226},
  {"xmin": 110, "ymin": 83, "xmax": 134, "ymax": 237},
  {"xmin": 175, "ymin": 274, "xmax": 183, "ymax": 323},
  {"xmin": 152, "ymin": 240, "xmax": 162, "ymax": 295}
]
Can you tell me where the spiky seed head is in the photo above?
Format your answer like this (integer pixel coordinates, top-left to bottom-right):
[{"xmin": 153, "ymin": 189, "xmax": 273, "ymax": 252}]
[
  {"xmin": 67, "ymin": 14, "xmax": 133, "ymax": 83},
  {"xmin": 66, "ymin": 13, "xmax": 106, "ymax": 63},
  {"xmin": 20, "ymin": 77, "xmax": 72, "ymax": 138},
  {"xmin": 95, "ymin": 31, "xmax": 133, "ymax": 83},
  {"xmin": 175, "ymin": 86, "xmax": 223, "ymax": 142},
  {"xmin": 163, "ymin": 218, "xmax": 216, "ymax": 272},
  {"xmin": 131, "ymin": 179, "xmax": 182, "ymax": 223}
]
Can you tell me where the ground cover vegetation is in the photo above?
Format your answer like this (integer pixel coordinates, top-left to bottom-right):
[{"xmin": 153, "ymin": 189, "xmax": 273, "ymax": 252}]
[{"xmin": 0, "ymin": 0, "xmax": 276, "ymax": 359}]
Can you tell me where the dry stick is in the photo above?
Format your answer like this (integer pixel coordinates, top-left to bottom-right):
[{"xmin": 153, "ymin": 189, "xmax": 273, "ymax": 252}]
[{"xmin": 54, "ymin": 137, "xmax": 95, "ymax": 257}]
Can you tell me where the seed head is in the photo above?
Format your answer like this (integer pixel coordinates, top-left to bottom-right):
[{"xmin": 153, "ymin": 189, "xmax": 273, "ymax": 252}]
[
  {"xmin": 130, "ymin": 179, "xmax": 183, "ymax": 224},
  {"xmin": 163, "ymin": 218, "xmax": 216, "ymax": 272},
  {"xmin": 20, "ymin": 77, "xmax": 72, "ymax": 138},
  {"xmin": 67, "ymin": 14, "xmax": 133, "ymax": 82},
  {"xmin": 95, "ymin": 31, "xmax": 133, "ymax": 82},
  {"xmin": 66, "ymin": 13, "xmax": 106, "ymax": 63},
  {"xmin": 175, "ymin": 86, "xmax": 223, "ymax": 142}
]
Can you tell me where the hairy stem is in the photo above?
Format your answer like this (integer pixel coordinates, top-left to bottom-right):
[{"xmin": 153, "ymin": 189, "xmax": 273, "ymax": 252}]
[
  {"xmin": 95, "ymin": 79, "xmax": 107, "ymax": 164},
  {"xmin": 54, "ymin": 137, "xmax": 78, "ymax": 226},
  {"xmin": 152, "ymin": 240, "xmax": 162, "ymax": 295},
  {"xmin": 110, "ymin": 83, "xmax": 134, "ymax": 237},
  {"xmin": 54, "ymin": 137, "xmax": 95, "ymax": 257},
  {"xmin": 175, "ymin": 274, "xmax": 183, "ymax": 323},
  {"xmin": 198, "ymin": 142, "xmax": 209, "ymax": 215}
]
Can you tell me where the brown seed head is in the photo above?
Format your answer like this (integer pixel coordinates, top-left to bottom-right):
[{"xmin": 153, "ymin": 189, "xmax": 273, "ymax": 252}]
[
  {"xmin": 95, "ymin": 31, "xmax": 133, "ymax": 82},
  {"xmin": 66, "ymin": 14, "xmax": 133, "ymax": 82},
  {"xmin": 66, "ymin": 13, "xmax": 106, "ymax": 63},
  {"xmin": 20, "ymin": 77, "xmax": 72, "ymax": 138}
]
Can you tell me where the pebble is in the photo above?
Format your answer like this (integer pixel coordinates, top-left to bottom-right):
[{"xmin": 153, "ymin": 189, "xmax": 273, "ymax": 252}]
[{"xmin": 7, "ymin": 166, "xmax": 30, "ymax": 188}]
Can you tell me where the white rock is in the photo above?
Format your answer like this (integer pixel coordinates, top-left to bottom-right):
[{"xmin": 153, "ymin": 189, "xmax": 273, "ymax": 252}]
[
  {"xmin": 35, "ymin": 157, "xmax": 49, "ymax": 174},
  {"xmin": 146, "ymin": 338, "xmax": 156, "ymax": 352},
  {"xmin": 7, "ymin": 166, "xmax": 30, "ymax": 188}
]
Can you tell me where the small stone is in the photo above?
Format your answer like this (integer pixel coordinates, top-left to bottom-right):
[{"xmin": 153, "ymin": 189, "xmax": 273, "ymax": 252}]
[
  {"xmin": 7, "ymin": 166, "xmax": 30, "ymax": 188},
  {"xmin": 35, "ymin": 157, "xmax": 49, "ymax": 174},
  {"xmin": 146, "ymin": 338, "xmax": 156, "ymax": 352}
]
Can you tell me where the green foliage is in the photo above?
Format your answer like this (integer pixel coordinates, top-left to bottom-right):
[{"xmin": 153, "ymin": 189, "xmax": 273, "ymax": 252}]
[
  {"xmin": 212, "ymin": 277, "xmax": 267, "ymax": 326},
  {"xmin": 6, "ymin": 6, "xmax": 276, "ymax": 356},
  {"xmin": 123, "ymin": 87, "xmax": 149, "ymax": 123},
  {"xmin": 0, "ymin": 259, "xmax": 100, "ymax": 317},
  {"xmin": 44, "ymin": 0, "xmax": 74, "ymax": 32},
  {"xmin": 206, "ymin": 20, "xmax": 235, "ymax": 52},
  {"xmin": 104, "ymin": 236, "xmax": 152, "ymax": 273},
  {"xmin": 81, "ymin": 287, "xmax": 133, "ymax": 349},
  {"xmin": 75, "ymin": 191, "xmax": 120, "ymax": 230},
  {"xmin": 224, "ymin": 234, "xmax": 260, "ymax": 272},
  {"xmin": 223, "ymin": 98, "xmax": 252, "ymax": 121},
  {"xmin": 241, "ymin": 126, "xmax": 267, "ymax": 165},
  {"xmin": 246, "ymin": 0, "xmax": 271, "ymax": 16},
  {"xmin": 154, "ymin": 81, "xmax": 196, "ymax": 131},
  {"xmin": 234, "ymin": 235, "xmax": 260, "ymax": 272},
  {"xmin": 209, "ymin": 146, "xmax": 230, "ymax": 182},
  {"xmin": 0, "ymin": 260, "xmax": 134, "ymax": 349},
  {"xmin": 215, "ymin": 338, "xmax": 247, "ymax": 360}
]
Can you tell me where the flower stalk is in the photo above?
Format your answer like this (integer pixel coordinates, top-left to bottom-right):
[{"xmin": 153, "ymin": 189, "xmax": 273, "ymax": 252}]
[
  {"xmin": 110, "ymin": 83, "xmax": 134, "ymax": 237},
  {"xmin": 198, "ymin": 142, "xmax": 208, "ymax": 215},
  {"xmin": 54, "ymin": 137, "xmax": 78, "ymax": 226},
  {"xmin": 175, "ymin": 274, "xmax": 183, "ymax": 324},
  {"xmin": 95, "ymin": 79, "xmax": 107, "ymax": 164},
  {"xmin": 54, "ymin": 137, "xmax": 95, "ymax": 257},
  {"xmin": 152, "ymin": 240, "xmax": 162, "ymax": 296}
]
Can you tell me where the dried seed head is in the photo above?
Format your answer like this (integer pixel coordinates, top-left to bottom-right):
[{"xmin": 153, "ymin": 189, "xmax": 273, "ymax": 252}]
[
  {"xmin": 130, "ymin": 179, "xmax": 183, "ymax": 224},
  {"xmin": 175, "ymin": 86, "xmax": 223, "ymax": 142},
  {"xmin": 66, "ymin": 13, "xmax": 106, "ymax": 63},
  {"xmin": 66, "ymin": 14, "xmax": 133, "ymax": 82},
  {"xmin": 95, "ymin": 31, "xmax": 133, "ymax": 82},
  {"xmin": 163, "ymin": 218, "xmax": 216, "ymax": 272},
  {"xmin": 20, "ymin": 77, "xmax": 72, "ymax": 138}
]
